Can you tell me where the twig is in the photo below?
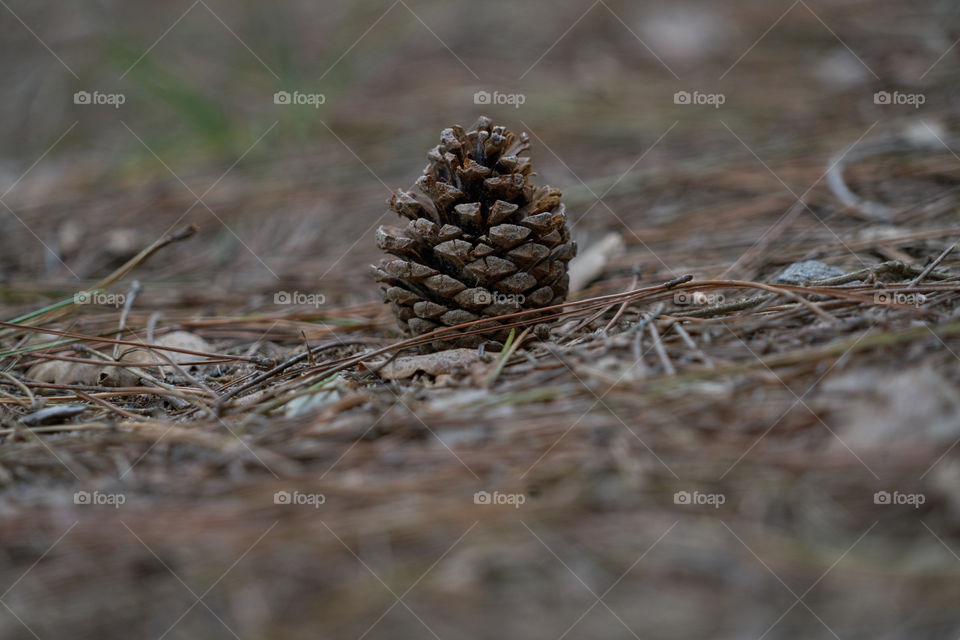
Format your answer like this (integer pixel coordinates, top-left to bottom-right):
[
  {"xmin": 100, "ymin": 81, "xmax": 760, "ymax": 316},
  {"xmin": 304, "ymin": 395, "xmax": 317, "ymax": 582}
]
[
  {"xmin": 0, "ymin": 321, "xmax": 265, "ymax": 363},
  {"xmin": 908, "ymin": 240, "xmax": 958, "ymax": 289},
  {"xmin": 2, "ymin": 225, "xmax": 197, "ymax": 332},
  {"xmin": 214, "ymin": 340, "xmax": 371, "ymax": 409},
  {"xmin": 73, "ymin": 389, "xmax": 141, "ymax": 421},
  {"xmin": 301, "ymin": 331, "xmax": 316, "ymax": 367},
  {"xmin": 113, "ymin": 280, "xmax": 142, "ymax": 360},
  {"xmin": 602, "ymin": 273, "xmax": 639, "ymax": 334},
  {"xmin": 673, "ymin": 322, "xmax": 714, "ymax": 369},
  {"xmin": 648, "ymin": 321, "xmax": 676, "ymax": 376},
  {"xmin": 0, "ymin": 371, "xmax": 36, "ymax": 407},
  {"xmin": 150, "ymin": 348, "xmax": 219, "ymax": 414},
  {"xmin": 22, "ymin": 353, "xmax": 234, "ymax": 369},
  {"xmin": 7, "ymin": 383, "xmax": 207, "ymax": 403}
]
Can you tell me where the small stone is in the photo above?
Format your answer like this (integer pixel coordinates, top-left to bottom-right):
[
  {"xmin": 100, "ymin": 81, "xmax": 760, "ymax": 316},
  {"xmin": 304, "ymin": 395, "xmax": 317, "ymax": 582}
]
[{"xmin": 775, "ymin": 260, "xmax": 846, "ymax": 285}]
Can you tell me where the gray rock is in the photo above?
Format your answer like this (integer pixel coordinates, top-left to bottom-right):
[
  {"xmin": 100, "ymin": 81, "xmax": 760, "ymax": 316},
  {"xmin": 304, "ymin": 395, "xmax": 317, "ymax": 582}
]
[{"xmin": 775, "ymin": 260, "xmax": 846, "ymax": 285}]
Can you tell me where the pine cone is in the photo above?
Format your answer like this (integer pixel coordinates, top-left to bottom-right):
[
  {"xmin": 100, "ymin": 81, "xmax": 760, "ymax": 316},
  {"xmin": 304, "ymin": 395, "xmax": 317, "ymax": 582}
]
[{"xmin": 373, "ymin": 117, "xmax": 577, "ymax": 349}]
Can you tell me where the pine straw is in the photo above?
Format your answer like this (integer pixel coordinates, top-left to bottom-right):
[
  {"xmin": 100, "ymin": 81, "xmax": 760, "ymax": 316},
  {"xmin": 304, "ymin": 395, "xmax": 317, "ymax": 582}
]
[
  {"xmin": 2, "ymin": 190, "xmax": 960, "ymax": 637},
  {"xmin": 3, "ymin": 9, "xmax": 960, "ymax": 633}
]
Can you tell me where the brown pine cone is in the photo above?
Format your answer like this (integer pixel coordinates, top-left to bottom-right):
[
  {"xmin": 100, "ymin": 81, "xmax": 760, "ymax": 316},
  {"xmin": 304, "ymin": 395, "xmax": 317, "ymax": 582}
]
[{"xmin": 372, "ymin": 117, "xmax": 576, "ymax": 349}]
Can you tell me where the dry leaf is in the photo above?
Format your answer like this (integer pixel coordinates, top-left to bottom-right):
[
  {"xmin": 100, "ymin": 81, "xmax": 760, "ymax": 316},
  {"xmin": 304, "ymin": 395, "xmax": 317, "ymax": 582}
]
[
  {"xmin": 371, "ymin": 348, "xmax": 481, "ymax": 379},
  {"xmin": 26, "ymin": 360, "xmax": 100, "ymax": 386},
  {"xmin": 99, "ymin": 331, "xmax": 214, "ymax": 387},
  {"xmin": 27, "ymin": 331, "xmax": 214, "ymax": 388}
]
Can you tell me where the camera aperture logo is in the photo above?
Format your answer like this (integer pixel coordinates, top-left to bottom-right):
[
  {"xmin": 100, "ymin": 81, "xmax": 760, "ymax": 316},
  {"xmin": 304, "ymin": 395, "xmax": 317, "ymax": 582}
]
[
  {"xmin": 74, "ymin": 90, "xmax": 125, "ymax": 109},
  {"xmin": 873, "ymin": 90, "xmax": 924, "ymax": 109},
  {"xmin": 274, "ymin": 490, "xmax": 326, "ymax": 508},
  {"xmin": 74, "ymin": 291, "xmax": 126, "ymax": 307},
  {"xmin": 674, "ymin": 291, "xmax": 724, "ymax": 306},
  {"xmin": 674, "ymin": 490, "xmax": 725, "ymax": 509},
  {"xmin": 874, "ymin": 291, "xmax": 925, "ymax": 308},
  {"xmin": 474, "ymin": 290, "xmax": 525, "ymax": 306},
  {"xmin": 674, "ymin": 90, "xmax": 725, "ymax": 109},
  {"xmin": 473, "ymin": 90, "xmax": 526, "ymax": 109},
  {"xmin": 874, "ymin": 490, "xmax": 925, "ymax": 509},
  {"xmin": 74, "ymin": 490, "xmax": 126, "ymax": 508},
  {"xmin": 274, "ymin": 90, "xmax": 326, "ymax": 108},
  {"xmin": 274, "ymin": 291, "xmax": 326, "ymax": 307},
  {"xmin": 473, "ymin": 490, "xmax": 525, "ymax": 509}
]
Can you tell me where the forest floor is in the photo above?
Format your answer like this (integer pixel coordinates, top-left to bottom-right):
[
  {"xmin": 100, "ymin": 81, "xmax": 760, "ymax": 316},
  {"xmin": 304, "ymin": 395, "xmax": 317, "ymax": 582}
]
[{"xmin": 2, "ymin": 1, "xmax": 960, "ymax": 638}]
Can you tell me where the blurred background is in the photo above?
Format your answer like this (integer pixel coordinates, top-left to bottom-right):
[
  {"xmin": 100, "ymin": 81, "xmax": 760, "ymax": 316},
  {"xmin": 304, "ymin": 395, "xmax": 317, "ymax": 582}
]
[
  {"xmin": 2, "ymin": 0, "xmax": 957, "ymax": 304},
  {"xmin": 2, "ymin": 1, "xmax": 960, "ymax": 638}
]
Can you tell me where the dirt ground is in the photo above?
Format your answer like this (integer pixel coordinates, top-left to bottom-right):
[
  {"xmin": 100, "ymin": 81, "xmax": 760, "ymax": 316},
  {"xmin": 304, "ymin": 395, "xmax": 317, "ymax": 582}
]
[{"xmin": 2, "ymin": 1, "xmax": 960, "ymax": 638}]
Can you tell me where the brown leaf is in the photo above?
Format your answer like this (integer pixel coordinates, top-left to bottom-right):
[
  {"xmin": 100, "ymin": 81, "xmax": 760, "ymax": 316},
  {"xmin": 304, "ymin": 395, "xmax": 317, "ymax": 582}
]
[
  {"xmin": 370, "ymin": 348, "xmax": 481, "ymax": 379},
  {"xmin": 98, "ymin": 331, "xmax": 214, "ymax": 387},
  {"xmin": 26, "ymin": 360, "xmax": 100, "ymax": 386}
]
